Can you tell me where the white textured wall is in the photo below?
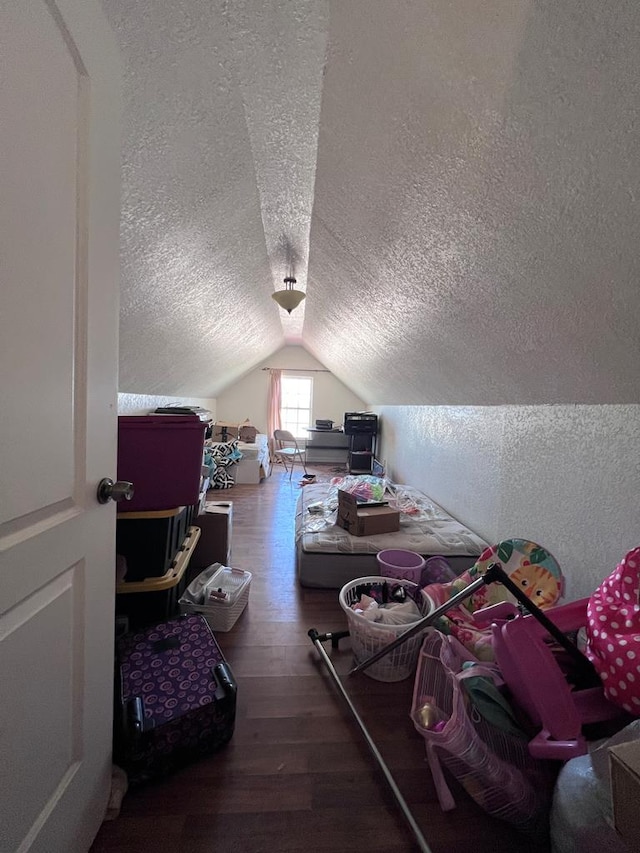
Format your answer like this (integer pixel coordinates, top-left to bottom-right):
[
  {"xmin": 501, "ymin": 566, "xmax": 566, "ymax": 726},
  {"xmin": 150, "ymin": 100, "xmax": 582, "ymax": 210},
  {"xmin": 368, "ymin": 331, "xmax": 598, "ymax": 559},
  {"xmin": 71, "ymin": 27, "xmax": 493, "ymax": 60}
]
[
  {"xmin": 216, "ymin": 346, "xmax": 364, "ymax": 435},
  {"xmin": 305, "ymin": 0, "xmax": 640, "ymax": 407},
  {"xmin": 103, "ymin": 1, "xmax": 640, "ymax": 408},
  {"xmin": 118, "ymin": 393, "xmax": 217, "ymax": 417},
  {"xmin": 375, "ymin": 405, "xmax": 640, "ymax": 601}
]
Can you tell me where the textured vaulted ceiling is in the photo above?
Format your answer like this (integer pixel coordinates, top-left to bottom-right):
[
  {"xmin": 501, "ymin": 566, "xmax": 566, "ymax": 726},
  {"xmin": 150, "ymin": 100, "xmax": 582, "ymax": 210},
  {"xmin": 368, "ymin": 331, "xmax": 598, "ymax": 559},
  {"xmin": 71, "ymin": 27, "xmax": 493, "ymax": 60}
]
[{"xmin": 102, "ymin": 0, "xmax": 640, "ymax": 404}]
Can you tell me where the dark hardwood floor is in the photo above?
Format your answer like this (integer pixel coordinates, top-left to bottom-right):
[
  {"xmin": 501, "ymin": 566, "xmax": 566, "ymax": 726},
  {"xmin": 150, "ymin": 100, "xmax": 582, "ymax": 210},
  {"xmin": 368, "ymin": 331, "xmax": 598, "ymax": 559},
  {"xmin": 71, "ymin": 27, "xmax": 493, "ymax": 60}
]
[{"xmin": 91, "ymin": 463, "xmax": 551, "ymax": 853}]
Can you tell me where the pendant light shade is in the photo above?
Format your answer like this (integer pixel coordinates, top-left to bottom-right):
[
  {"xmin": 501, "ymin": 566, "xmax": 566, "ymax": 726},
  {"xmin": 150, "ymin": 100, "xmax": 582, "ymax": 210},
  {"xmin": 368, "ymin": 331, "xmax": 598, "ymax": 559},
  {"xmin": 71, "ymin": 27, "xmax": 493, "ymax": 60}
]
[{"xmin": 271, "ymin": 276, "xmax": 306, "ymax": 314}]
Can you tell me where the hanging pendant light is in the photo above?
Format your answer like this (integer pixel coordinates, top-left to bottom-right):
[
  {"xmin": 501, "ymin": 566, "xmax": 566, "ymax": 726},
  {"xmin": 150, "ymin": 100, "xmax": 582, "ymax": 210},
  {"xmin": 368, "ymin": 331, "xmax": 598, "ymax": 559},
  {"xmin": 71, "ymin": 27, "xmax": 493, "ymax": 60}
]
[{"xmin": 271, "ymin": 276, "xmax": 306, "ymax": 314}]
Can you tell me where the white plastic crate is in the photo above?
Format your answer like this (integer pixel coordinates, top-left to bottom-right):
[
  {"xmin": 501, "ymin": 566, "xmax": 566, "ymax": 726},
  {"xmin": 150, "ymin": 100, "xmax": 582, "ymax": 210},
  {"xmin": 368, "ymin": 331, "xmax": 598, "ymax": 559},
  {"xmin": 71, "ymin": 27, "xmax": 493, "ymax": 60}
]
[
  {"xmin": 339, "ymin": 576, "xmax": 432, "ymax": 682},
  {"xmin": 179, "ymin": 563, "xmax": 251, "ymax": 631}
]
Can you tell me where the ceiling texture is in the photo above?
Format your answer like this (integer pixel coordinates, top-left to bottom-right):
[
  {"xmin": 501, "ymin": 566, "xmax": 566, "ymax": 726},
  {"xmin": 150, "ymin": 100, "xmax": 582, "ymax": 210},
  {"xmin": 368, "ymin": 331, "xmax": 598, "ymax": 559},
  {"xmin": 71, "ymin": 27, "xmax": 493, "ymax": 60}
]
[{"xmin": 102, "ymin": 0, "xmax": 640, "ymax": 405}]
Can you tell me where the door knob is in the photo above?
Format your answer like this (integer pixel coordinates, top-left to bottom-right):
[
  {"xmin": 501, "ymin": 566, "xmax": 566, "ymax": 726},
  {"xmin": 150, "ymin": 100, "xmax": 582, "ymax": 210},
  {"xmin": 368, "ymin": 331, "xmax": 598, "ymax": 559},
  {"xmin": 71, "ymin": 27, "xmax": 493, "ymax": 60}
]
[{"xmin": 97, "ymin": 478, "xmax": 135, "ymax": 504}]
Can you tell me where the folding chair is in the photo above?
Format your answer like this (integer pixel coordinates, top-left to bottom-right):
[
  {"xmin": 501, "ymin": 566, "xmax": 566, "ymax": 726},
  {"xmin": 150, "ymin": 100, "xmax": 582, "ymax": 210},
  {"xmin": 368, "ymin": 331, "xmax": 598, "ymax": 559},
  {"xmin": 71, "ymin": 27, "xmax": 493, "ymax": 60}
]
[{"xmin": 273, "ymin": 429, "xmax": 308, "ymax": 480}]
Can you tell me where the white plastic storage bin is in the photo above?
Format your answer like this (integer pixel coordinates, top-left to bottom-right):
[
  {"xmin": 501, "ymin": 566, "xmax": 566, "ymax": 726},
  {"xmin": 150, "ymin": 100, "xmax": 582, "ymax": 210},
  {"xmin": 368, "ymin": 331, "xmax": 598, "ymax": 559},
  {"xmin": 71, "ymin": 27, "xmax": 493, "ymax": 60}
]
[{"xmin": 179, "ymin": 563, "xmax": 251, "ymax": 632}]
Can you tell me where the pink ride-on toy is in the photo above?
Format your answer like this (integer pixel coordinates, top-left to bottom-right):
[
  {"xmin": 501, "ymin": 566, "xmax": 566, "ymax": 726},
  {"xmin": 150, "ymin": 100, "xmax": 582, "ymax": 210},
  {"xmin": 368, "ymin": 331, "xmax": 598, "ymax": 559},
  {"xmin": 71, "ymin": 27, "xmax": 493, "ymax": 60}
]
[
  {"xmin": 351, "ymin": 556, "xmax": 627, "ymax": 763},
  {"xmin": 474, "ymin": 598, "xmax": 626, "ymax": 760}
]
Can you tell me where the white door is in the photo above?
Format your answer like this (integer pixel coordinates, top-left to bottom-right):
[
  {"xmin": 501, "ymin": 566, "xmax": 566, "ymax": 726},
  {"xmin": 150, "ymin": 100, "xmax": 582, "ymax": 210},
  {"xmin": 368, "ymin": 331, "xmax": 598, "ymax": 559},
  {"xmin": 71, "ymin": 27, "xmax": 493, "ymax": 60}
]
[{"xmin": 0, "ymin": 2, "xmax": 121, "ymax": 851}]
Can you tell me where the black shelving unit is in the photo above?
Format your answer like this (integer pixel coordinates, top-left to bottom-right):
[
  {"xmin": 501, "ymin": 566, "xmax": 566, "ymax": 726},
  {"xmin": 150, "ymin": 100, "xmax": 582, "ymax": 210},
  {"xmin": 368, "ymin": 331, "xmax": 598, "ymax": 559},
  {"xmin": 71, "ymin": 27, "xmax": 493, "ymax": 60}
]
[
  {"xmin": 347, "ymin": 433, "xmax": 377, "ymax": 473},
  {"xmin": 344, "ymin": 412, "xmax": 378, "ymax": 474}
]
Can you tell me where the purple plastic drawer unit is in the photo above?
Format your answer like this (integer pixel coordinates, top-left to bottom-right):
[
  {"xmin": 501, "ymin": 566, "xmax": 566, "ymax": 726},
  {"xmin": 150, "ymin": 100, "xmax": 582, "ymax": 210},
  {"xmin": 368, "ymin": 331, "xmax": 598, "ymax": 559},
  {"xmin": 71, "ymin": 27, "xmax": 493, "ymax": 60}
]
[
  {"xmin": 115, "ymin": 614, "xmax": 237, "ymax": 784},
  {"xmin": 117, "ymin": 415, "xmax": 206, "ymax": 512}
]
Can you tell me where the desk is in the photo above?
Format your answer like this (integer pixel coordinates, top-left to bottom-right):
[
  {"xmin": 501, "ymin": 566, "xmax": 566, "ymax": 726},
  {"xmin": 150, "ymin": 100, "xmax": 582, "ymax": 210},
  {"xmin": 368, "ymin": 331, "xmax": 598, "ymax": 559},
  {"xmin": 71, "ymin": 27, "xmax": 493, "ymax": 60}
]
[{"xmin": 304, "ymin": 429, "xmax": 349, "ymax": 464}]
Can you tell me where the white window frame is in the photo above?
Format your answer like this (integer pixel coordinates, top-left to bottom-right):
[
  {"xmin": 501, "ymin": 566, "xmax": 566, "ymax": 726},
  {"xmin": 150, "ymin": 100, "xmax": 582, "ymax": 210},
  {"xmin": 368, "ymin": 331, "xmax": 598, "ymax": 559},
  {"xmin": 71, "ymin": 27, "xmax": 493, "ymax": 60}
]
[{"xmin": 280, "ymin": 374, "xmax": 313, "ymax": 440}]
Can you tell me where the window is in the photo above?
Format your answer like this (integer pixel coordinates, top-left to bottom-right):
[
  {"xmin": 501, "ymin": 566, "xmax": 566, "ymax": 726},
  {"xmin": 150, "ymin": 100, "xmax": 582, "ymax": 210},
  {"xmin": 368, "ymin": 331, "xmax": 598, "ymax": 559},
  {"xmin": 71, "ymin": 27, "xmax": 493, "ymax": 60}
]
[{"xmin": 280, "ymin": 375, "xmax": 313, "ymax": 439}]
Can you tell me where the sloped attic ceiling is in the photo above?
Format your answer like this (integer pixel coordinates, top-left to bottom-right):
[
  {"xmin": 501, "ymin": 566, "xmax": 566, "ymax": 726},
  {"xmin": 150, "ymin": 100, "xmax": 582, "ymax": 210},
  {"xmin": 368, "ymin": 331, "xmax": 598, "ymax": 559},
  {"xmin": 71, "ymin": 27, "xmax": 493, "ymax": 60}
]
[{"xmin": 103, "ymin": 0, "xmax": 640, "ymax": 405}]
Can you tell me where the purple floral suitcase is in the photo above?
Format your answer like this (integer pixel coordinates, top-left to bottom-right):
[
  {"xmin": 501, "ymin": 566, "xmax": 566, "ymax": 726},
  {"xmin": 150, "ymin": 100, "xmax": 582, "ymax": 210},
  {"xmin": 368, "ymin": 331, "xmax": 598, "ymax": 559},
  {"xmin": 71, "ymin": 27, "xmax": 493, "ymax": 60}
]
[{"xmin": 115, "ymin": 614, "xmax": 237, "ymax": 784}]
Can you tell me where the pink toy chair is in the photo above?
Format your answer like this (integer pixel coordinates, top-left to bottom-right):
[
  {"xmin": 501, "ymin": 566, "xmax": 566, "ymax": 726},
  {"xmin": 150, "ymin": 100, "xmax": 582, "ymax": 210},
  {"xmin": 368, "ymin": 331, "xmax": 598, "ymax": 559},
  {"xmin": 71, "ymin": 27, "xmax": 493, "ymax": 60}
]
[{"xmin": 474, "ymin": 598, "xmax": 626, "ymax": 760}]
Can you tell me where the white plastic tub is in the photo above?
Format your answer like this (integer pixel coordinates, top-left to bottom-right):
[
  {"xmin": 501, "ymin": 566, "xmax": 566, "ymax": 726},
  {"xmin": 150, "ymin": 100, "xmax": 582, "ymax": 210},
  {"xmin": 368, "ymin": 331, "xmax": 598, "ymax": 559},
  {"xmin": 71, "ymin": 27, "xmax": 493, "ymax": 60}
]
[{"xmin": 179, "ymin": 563, "xmax": 251, "ymax": 632}]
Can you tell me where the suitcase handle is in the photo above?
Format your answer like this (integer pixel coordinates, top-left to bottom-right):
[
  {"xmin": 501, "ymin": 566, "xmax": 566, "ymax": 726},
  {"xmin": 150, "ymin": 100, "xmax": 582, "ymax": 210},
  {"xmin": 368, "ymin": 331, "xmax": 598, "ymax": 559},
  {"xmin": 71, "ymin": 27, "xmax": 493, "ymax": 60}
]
[
  {"xmin": 123, "ymin": 696, "xmax": 145, "ymax": 744},
  {"xmin": 212, "ymin": 661, "xmax": 237, "ymax": 703}
]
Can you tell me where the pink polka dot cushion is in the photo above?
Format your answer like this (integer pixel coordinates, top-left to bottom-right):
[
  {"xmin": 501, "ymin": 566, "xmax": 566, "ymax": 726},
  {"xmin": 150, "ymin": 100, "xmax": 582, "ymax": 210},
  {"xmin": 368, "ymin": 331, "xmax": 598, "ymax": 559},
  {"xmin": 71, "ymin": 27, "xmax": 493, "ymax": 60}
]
[{"xmin": 586, "ymin": 546, "xmax": 640, "ymax": 715}]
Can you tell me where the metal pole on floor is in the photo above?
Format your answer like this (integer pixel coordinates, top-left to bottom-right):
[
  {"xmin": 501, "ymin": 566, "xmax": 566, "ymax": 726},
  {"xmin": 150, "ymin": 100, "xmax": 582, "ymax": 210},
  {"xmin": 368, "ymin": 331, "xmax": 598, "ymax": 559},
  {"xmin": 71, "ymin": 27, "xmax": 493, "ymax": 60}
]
[{"xmin": 308, "ymin": 628, "xmax": 433, "ymax": 853}]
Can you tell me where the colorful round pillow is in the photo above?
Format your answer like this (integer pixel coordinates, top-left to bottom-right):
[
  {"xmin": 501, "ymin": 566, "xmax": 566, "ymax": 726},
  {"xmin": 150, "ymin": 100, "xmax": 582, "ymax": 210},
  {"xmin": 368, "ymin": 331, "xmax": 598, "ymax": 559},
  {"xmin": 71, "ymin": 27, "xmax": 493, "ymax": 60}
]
[
  {"xmin": 586, "ymin": 546, "xmax": 640, "ymax": 715},
  {"xmin": 422, "ymin": 539, "xmax": 564, "ymax": 661},
  {"xmin": 467, "ymin": 539, "xmax": 564, "ymax": 613}
]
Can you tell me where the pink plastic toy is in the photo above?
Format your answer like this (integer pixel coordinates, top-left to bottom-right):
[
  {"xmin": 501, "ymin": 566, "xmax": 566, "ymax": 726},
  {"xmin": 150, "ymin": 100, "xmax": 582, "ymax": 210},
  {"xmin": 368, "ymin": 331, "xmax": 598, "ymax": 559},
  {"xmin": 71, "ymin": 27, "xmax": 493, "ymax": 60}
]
[{"xmin": 474, "ymin": 599, "xmax": 625, "ymax": 760}]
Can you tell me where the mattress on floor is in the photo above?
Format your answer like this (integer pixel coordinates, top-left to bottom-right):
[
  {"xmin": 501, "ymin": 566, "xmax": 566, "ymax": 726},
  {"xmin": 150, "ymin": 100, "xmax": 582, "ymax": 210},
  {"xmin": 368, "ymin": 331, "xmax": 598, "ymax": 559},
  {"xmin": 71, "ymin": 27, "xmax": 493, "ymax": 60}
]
[{"xmin": 295, "ymin": 479, "xmax": 488, "ymax": 588}]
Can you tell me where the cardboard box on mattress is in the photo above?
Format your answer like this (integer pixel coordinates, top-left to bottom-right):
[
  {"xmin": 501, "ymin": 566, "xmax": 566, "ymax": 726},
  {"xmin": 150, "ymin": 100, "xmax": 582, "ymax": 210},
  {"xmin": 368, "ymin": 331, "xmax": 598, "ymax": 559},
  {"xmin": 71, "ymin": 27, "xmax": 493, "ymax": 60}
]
[
  {"xmin": 337, "ymin": 490, "xmax": 400, "ymax": 537},
  {"xmin": 610, "ymin": 739, "xmax": 640, "ymax": 845}
]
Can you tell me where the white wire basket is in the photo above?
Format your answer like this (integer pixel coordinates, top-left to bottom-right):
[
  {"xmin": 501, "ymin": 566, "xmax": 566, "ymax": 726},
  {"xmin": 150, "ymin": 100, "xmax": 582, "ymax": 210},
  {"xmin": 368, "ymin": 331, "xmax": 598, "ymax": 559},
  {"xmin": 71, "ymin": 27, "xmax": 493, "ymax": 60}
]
[
  {"xmin": 179, "ymin": 563, "xmax": 251, "ymax": 632},
  {"xmin": 339, "ymin": 576, "xmax": 432, "ymax": 682}
]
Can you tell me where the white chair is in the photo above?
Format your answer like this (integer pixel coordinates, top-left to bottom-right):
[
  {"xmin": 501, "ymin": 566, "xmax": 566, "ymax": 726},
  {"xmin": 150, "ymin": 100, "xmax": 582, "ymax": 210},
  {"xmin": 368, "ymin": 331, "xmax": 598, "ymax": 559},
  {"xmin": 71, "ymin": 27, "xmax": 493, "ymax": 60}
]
[{"xmin": 273, "ymin": 429, "xmax": 308, "ymax": 480}]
